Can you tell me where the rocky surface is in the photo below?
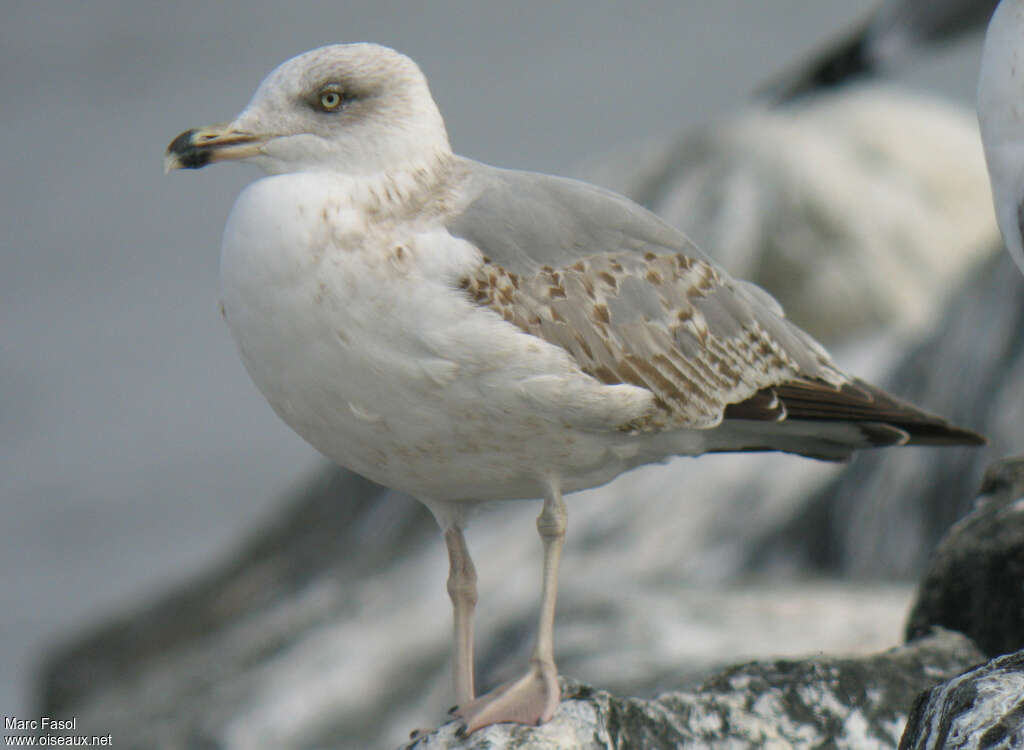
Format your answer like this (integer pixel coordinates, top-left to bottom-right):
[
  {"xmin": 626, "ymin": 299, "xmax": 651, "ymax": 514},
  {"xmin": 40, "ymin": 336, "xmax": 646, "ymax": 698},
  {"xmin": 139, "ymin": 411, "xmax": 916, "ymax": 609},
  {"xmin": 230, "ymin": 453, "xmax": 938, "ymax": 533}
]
[
  {"xmin": 905, "ymin": 456, "xmax": 1024, "ymax": 658},
  {"xmin": 405, "ymin": 631, "xmax": 982, "ymax": 750},
  {"xmin": 898, "ymin": 648, "xmax": 1024, "ymax": 750},
  {"xmin": 38, "ymin": 469, "xmax": 440, "ymax": 748},
  {"xmin": 38, "ymin": 520, "xmax": 919, "ymax": 749}
]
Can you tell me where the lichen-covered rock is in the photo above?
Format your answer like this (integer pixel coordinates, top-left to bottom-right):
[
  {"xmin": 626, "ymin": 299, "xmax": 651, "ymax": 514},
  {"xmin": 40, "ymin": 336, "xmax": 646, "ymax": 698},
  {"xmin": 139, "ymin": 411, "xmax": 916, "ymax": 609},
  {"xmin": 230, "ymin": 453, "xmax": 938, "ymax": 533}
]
[
  {"xmin": 905, "ymin": 456, "xmax": 1024, "ymax": 658},
  {"xmin": 405, "ymin": 631, "xmax": 982, "ymax": 750},
  {"xmin": 898, "ymin": 649, "xmax": 1024, "ymax": 750}
]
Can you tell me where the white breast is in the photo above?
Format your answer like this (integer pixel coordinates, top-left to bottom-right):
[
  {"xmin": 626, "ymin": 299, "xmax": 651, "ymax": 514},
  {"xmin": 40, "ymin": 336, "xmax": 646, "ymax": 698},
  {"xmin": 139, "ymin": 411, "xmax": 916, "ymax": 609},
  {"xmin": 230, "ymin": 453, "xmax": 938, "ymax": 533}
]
[{"xmin": 218, "ymin": 173, "xmax": 660, "ymax": 502}]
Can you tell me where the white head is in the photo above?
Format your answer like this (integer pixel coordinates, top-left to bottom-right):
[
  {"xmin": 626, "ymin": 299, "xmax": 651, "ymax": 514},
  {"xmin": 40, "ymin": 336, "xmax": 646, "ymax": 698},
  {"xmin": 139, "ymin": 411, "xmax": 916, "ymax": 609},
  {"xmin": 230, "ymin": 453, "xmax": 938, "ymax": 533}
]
[
  {"xmin": 978, "ymin": 0, "xmax": 1024, "ymax": 273},
  {"xmin": 165, "ymin": 43, "xmax": 451, "ymax": 176}
]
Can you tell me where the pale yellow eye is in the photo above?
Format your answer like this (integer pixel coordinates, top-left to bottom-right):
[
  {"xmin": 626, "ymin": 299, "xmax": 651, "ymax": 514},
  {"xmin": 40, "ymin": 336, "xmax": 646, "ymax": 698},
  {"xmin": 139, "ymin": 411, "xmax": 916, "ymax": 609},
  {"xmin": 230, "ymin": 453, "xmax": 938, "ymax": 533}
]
[{"xmin": 319, "ymin": 91, "xmax": 343, "ymax": 111}]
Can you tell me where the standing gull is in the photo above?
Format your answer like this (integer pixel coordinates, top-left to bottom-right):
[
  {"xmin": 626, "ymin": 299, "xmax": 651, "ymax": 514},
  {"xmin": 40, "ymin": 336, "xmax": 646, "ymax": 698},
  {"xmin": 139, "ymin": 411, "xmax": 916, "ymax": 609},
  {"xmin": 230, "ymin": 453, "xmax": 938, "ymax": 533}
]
[
  {"xmin": 165, "ymin": 44, "xmax": 984, "ymax": 734},
  {"xmin": 979, "ymin": 0, "xmax": 1024, "ymax": 275}
]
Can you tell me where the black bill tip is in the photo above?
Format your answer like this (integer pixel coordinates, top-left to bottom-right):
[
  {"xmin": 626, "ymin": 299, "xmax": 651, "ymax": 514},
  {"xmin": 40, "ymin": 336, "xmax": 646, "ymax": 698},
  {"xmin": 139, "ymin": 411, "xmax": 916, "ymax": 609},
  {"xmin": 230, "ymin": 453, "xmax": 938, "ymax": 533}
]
[{"xmin": 166, "ymin": 129, "xmax": 213, "ymax": 170}]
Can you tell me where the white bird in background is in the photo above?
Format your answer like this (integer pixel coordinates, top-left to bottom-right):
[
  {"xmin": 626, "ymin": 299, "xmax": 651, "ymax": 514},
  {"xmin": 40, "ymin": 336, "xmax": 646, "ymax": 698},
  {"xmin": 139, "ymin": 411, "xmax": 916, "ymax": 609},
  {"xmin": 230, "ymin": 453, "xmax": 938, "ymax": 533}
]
[
  {"xmin": 165, "ymin": 44, "xmax": 983, "ymax": 734},
  {"xmin": 979, "ymin": 0, "xmax": 1024, "ymax": 275},
  {"xmin": 767, "ymin": 0, "xmax": 998, "ymax": 101}
]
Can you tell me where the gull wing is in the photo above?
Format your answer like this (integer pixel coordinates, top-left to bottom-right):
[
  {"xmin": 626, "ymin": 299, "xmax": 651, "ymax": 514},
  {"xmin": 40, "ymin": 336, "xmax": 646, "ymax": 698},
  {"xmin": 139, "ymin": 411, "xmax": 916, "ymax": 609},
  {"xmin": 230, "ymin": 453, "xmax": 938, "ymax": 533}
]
[{"xmin": 445, "ymin": 159, "xmax": 981, "ymax": 447}]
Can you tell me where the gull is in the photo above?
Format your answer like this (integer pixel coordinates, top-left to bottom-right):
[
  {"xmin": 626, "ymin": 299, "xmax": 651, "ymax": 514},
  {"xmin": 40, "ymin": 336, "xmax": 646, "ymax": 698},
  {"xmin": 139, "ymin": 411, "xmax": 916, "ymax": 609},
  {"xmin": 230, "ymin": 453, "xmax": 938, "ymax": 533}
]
[
  {"xmin": 165, "ymin": 43, "xmax": 984, "ymax": 734},
  {"xmin": 979, "ymin": 0, "xmax": 1024, "ymax": 275},
  {"xmin": 766, "ymin": 0, "xmax": 998, "ymax": 101}
]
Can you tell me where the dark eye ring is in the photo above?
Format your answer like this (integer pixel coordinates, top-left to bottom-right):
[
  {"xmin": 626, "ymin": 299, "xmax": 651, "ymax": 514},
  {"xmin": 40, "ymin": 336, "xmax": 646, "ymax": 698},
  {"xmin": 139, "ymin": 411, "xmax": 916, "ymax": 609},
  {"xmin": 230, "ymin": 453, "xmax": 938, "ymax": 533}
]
[{"xmin": 318, "ymin": 90, "xmax": 343, "ymax": 111}]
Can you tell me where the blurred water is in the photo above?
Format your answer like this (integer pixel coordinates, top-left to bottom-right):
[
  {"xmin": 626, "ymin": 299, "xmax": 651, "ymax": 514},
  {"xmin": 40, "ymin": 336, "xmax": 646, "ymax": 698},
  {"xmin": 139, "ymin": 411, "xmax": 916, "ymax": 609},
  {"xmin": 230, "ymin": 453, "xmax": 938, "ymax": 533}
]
[{"xmin": 0, "ymin": 0, "xmax": 983, "ymax": 716}]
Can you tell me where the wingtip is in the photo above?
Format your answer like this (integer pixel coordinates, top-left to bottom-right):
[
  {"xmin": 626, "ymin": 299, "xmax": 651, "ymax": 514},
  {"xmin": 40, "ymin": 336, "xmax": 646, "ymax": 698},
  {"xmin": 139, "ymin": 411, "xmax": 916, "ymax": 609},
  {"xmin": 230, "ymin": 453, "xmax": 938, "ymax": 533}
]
[{"xmin": 901, "ymin": 423, "xmax": 987, "ymax": 448}]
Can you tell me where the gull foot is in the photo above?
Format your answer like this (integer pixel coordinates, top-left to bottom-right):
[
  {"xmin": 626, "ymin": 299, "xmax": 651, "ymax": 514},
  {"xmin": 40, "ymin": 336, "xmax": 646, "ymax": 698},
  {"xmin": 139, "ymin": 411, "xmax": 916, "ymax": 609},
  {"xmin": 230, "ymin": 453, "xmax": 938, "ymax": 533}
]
[{"xmin": 453, "ymin": 659, "xmax": 560, "ymax": 735}]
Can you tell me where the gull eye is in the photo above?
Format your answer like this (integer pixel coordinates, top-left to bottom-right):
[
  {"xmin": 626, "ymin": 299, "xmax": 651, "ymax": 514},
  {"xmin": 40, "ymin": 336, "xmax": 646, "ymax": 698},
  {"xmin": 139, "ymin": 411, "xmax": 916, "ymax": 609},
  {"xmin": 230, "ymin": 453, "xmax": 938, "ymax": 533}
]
[{"xmin": 318, "ymin": 90, "xmax": 343, "ymax": 111}]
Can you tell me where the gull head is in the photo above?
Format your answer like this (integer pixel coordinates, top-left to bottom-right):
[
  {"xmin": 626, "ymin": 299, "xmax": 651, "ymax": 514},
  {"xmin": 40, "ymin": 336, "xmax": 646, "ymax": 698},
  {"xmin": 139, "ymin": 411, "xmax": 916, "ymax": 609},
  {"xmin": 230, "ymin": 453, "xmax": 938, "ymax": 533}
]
[{"xmin": 165, "ymin": 43, "xmax": 451, "ymax": 176}]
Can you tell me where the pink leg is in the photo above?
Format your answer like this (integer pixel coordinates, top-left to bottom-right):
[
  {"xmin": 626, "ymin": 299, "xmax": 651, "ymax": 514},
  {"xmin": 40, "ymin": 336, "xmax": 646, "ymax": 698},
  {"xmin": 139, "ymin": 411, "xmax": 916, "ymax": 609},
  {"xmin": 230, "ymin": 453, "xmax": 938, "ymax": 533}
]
[
  {"xmin": 444, "ymin": 525, "xmax": 478, "ymax": 706},
  {"xmin": 454, "ymin": 485, "xmax": 566, "ymax": 734}
]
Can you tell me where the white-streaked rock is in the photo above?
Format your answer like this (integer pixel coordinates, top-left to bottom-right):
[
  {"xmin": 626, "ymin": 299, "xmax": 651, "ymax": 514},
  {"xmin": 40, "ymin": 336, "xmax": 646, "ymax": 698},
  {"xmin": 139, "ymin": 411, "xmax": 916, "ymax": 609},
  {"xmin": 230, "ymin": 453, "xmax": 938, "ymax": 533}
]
[
  {"xmin": 40, "ymin": 478, "xmax": 921, "ymax": 750},
  {"xmin": 404, "ymin": 631, "xmax": 982, "ymax": 750},
  {"xmin": 898, "ymin": 648, "xmax": 1024, "ymax": 750}
]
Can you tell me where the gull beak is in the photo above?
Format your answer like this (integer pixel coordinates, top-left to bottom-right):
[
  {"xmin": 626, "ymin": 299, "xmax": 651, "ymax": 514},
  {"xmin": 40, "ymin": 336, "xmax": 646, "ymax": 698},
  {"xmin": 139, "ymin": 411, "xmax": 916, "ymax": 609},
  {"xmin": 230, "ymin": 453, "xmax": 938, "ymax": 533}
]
[{"xmin": 164, "ymin": 124, "xmax": 266, "ymax": 172}]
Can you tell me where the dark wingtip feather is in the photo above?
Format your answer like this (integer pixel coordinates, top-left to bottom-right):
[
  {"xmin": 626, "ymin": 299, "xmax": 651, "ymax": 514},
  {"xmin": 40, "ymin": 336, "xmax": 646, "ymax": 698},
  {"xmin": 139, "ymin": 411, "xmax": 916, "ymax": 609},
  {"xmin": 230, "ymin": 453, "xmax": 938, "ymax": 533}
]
[
  {"xmin": 896, "ymin": 422, "xmax": 987, "ymax": 447},
  {"xmin": 726, "ymin": 377, "xmax": 987, "ymax": 449},
  {"xmin": 841, "ymin": 378, "xmax": 987, "ymax": 448}
]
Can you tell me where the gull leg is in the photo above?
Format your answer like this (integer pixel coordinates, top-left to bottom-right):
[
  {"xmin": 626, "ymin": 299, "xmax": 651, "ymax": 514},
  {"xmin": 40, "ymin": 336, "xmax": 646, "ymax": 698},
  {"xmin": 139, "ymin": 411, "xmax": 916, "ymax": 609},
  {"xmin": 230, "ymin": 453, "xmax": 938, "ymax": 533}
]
[
  {"xmin": 444, "ymin": 525, "xmax": 478, "ymax": 706},
  {"xmin": 454, "ymin": 484, "xmax": 567, "ymax": 734}
]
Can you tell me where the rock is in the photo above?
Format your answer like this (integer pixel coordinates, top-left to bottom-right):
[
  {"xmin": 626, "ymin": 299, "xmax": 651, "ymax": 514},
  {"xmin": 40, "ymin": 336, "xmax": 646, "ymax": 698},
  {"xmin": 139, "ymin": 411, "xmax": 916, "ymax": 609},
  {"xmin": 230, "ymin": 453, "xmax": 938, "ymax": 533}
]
[
  {"xmin": 905, "ymin": 456, "xmax": 1024, "ymax": 658},
  {"xmin": 38, "ymin": 540, "xmax": 921, "ymax": 749},
  {"xmin": 898, "ymin": 648, "xmax": 1024, "ymax": 750},
  {"xmin": 37, "ymin": 467, "xmax": 439, "ymax": 747},
  {"xmin": 745, "ymin": 251, "xmax": 1024, "ymax": 579},
  {"xmin": 405, "ymin": 630, "xmax": 982, "ymax": 750}
]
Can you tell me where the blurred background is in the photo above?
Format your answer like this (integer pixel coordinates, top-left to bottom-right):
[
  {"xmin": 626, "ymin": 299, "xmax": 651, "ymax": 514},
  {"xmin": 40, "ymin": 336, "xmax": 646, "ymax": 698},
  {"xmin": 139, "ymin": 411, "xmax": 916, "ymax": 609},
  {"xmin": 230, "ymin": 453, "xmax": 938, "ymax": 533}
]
[{"xmin": 1, "ymin": 0, "xmax": 1008, "ymax": 743}]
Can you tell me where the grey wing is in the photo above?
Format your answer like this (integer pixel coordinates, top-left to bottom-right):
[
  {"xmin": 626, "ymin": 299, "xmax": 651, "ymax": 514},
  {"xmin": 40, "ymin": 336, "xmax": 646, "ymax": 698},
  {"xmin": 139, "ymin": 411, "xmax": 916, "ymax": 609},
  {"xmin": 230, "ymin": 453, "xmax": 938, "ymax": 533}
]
[{"xmin": 446, "ymin": 159, "xmax": 848, "ymax": 430}]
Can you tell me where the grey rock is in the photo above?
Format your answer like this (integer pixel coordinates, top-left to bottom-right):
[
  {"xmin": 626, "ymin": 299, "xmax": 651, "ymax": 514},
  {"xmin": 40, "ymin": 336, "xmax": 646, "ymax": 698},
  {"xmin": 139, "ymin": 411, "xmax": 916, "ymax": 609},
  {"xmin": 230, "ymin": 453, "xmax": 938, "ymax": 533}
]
[
  {"xmin": 38, "ymin": 539, "xmax": 920, "ymax": 749},
  {"xmin": 898, "ymin": 648, "xmax": 1024, "ymax": 750},
  {"xmin": 746, "ymin": 250, "xmax": 1024, "ymax": 579},
  {"xmin": 38, "ymin": 468, "xmax": 437, "ymax": 747},
  {"xmin": 405, "ymin": 630, "xmax": 983, "ymax": 750},
  {"xmin": 905, "ymin": 456, "xmax": 1024, "ymax": 658}
]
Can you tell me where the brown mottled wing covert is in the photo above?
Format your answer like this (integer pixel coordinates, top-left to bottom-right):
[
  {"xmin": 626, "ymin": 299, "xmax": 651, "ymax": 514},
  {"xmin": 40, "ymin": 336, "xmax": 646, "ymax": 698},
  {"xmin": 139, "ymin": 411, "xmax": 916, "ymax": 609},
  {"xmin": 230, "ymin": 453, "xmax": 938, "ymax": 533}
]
[{"xmin": 459, "ymin": 251, "xmax": 827, "ymax": 430}]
